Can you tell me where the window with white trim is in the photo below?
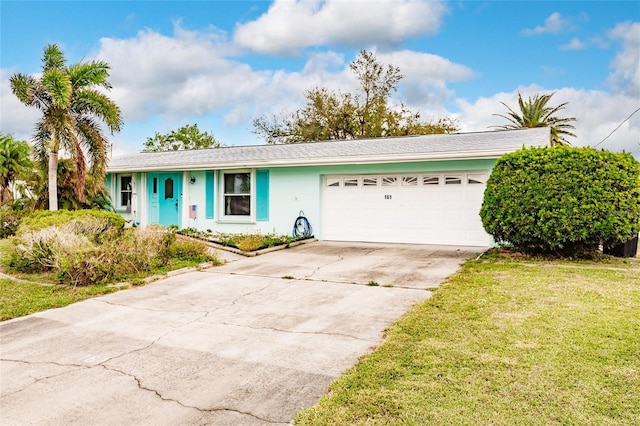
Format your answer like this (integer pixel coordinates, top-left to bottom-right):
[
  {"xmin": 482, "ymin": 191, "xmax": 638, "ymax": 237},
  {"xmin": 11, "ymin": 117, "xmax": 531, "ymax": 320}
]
[
  {"xmin": 223, "ymin": 172, "xmax": 251, "ymax": 216},
  {"xmin": 119, "ymin": 175, "xmax": 132, "ymax": 208}
]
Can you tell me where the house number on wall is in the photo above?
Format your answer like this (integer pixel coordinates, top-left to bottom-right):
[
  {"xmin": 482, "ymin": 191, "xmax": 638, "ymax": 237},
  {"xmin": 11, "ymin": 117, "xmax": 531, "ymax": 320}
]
[{"xmin": 384, "ymin": 194, "xmax": 392, "ymax": 200}]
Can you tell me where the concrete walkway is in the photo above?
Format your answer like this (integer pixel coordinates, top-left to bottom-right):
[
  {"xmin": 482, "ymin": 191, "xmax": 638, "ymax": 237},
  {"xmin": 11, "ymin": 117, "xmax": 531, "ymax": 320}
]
[{"xmin": 0, "ymin": 241, "xmax": 483, "ymax": 425}]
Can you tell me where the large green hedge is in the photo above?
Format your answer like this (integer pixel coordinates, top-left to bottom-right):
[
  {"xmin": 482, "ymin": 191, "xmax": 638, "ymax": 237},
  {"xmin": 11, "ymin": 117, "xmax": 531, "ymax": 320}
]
[{"xmin": 480, "ymin": 146, "xmax": 640, "ymax": 255}]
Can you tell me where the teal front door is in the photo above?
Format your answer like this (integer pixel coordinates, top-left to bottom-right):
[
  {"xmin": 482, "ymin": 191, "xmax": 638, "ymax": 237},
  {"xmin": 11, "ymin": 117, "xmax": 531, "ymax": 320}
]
[{"xmin": 149, "ymin": 172, "xmax": 182, "ymax": 227}]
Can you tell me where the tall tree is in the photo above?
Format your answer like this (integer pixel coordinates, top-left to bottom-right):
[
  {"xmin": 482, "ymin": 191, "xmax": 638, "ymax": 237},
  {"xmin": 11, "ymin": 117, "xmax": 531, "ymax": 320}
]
[
  {"xmin": 492, "ymin": 92, "xmax": 577, "ymax": 146},
  {"xmin": 142, "ymin": 123, "xmax": 223, "ymax": 152},
  {"xmin": 10, "ymin": 44, "xmax": 122, "ymax": 210},
  {"xmin": 253, "ymin": 50, "xmax": 459, "ymax": 144},
  {"xmin": 0, "ymin": 134, "xmax": 33, "ymax": 205},
  {"xmin": 20, "ymin": 159, "xmax": 112, "ymax": 211}
]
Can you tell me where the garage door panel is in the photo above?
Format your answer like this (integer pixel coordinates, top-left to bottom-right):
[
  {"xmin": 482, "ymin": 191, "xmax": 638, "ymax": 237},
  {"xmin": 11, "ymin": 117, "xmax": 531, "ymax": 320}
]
[{"xmin": 322, "ymin": 172, "xmax": 491, "ymax": 246}]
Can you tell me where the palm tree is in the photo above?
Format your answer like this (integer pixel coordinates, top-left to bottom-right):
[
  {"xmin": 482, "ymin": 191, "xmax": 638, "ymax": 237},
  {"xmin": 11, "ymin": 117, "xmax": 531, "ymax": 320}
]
[
  {"xmin": 492, "ymin": 92, "xmax": 576, "ymax": 146},
  {"xmin": 0, "ymin": 134, "xmax": 33, "ymax": 205},
  {"xmin": 10, "ymin": 44, "xmax": 122, "ymax": 210}
]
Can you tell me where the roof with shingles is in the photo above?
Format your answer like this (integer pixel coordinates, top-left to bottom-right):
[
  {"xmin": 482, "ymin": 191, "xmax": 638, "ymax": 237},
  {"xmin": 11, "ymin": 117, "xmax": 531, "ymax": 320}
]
[{"xmin": 107, "ymin": 127, "xmax": 550, "ymax": 172}]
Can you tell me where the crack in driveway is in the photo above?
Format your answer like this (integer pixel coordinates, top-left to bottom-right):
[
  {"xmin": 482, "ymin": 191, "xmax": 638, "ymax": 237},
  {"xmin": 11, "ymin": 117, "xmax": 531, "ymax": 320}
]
[
  {"xmin": 0, "ymin": 359, "xmax": 87, "ymax": 398},
  {"xmin": 215, "ymin": 321, "xmax": 371, "ymax": 342},
  {"xmin": 99, "ymin": 364, "xmax": 288, "ymax": 424},
  {"xmin": 304, "ymin": 255, "xmax": 344, "ymax": 280}
]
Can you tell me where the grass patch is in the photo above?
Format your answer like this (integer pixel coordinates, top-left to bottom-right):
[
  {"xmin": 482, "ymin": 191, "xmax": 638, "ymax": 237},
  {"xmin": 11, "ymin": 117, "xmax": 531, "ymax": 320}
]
[
  {"xmin": 296, "ymin": 253, "xmax": 640, "ymax": 425},
  {"xmin": 0, "ymin": 279, "xmax": 117, "ymax": 321},
  {"xmin": 0, "ymin": 257, "xmax": 213, "ymax": 321}
]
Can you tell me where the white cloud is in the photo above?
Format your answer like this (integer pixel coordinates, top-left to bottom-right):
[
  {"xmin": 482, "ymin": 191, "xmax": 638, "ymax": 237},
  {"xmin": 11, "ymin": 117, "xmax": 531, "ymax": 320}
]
[
  {"xmin": 233, "ymin": 0, "xmax": 447, "ymax": 55},
  {"xmin": 0, "ymin": 69, "xmax": 41, "ymax": 142},
  {"xmin": 560, "ymin": 37, "xmax": 586, "ymax": 50},
  {"xmin": 522, "ymin": 12, "xmax": 569, "ymax": 36},
  {"xmin": 454, "ymin": 85, "xmax": 640, "ymax": 157},
  {"xmin": 607, "ymin": 21, "xmax": 640, "ymax": 96},
  {"xmin": 374, "ymin": 50, "xmax": 475, "ymax": 114}
]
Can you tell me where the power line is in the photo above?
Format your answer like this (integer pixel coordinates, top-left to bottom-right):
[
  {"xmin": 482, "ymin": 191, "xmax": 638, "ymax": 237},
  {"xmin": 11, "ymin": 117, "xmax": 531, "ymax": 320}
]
[{"xmin": 593, "ymin": 106, "xmax": 640, "ymax": 147}]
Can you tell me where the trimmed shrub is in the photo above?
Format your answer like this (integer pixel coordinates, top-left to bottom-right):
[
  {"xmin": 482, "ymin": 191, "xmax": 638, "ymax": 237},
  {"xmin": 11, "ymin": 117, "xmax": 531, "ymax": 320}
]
[{"xmin": 480, "ymin": 146, "xmax": 640, "ymax": 255}]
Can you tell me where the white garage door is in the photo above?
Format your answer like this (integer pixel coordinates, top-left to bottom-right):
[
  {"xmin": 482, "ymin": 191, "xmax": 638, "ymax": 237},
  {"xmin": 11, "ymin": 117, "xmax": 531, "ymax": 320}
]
[{"xmin": 321, "ymin": 172, "xmax": 491, "ymax": 246}]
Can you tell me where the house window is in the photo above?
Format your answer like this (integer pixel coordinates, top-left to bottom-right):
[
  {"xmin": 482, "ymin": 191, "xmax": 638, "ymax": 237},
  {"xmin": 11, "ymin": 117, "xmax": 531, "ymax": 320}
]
[
  {"xmin": 223, "ymin": 172, "xmax": 251, "ymax": 216},
  {"xmin": 326, "ymin": 177, "xmax": 341, "ymax": 187},
  {"xmin": 119, "ymin": 175, "xmax": 132, "ymax": 207}
]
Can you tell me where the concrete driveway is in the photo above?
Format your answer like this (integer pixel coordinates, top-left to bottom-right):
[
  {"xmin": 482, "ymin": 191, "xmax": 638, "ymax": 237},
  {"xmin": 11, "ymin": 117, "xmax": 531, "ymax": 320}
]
[{"xmin": 0, "ymin": 241, "xmax": 482, "ymax": 425}]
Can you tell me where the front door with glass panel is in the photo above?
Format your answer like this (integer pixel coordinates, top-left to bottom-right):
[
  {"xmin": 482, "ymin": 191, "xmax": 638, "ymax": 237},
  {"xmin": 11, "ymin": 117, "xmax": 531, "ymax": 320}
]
[{"xmin": 149, "ymin": 172, "xmax": 182, "ymax": 227}]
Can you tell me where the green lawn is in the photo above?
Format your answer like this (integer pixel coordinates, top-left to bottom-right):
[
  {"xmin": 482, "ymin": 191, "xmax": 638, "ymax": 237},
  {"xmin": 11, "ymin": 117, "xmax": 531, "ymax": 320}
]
[
  {"xmin": 0, "ymin": 278, "xmax": 118, "ymax": 321},
  {"xmin": 0, "ymin": 259, "xmax": 216, "ymax": 321},
  {"xmin": 296, "ymin": 253, "xmax": 640, "ymax": 425}
]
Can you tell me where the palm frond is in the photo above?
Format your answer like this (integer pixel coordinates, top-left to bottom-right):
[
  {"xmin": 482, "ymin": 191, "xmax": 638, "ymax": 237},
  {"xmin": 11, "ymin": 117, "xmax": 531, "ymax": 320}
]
[
  {"xmin": 72, "ymin": 89, "xmax": 122, "ymax": 132},
  {"xmin": 42, "ymin": 44, "xmax": 66, "ymax": 71},
  {"xmin": 68, "ymin": 61, "xmax": 112, "ymax": 90},
  {"xmin": 41, "ymin": 68, "xmax": 72, "ymax": 107},
  {"xmin": 492, "ymin": 92, "xmax": 577, "ymax": 146}
]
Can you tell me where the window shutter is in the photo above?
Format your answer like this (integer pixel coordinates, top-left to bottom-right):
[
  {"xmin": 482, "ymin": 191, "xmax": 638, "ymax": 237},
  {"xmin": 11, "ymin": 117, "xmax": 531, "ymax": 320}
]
[
  {"xmin": 256, "ymin": 170, "xmax": 269, "ymax": 222},
  {"xmin": 205, "ymin": 171, "xmax": 214, "ymax": 219}
]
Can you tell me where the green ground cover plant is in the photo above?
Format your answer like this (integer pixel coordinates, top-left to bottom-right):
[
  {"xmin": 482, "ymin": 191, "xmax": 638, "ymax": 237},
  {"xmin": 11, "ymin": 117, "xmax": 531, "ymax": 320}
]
[
  {"xmin": 178, "ymin": 228, "xmax": 312, "ymax": 252},
  {"xmin": 296, "ymin": 251, "xmax": 640, "ymax": 425}
]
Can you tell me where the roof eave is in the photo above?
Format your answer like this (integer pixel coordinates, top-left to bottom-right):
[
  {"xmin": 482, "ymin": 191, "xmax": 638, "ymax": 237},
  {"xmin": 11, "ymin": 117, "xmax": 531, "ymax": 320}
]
[{"xmin": 106, "ymin": 149, "xmax": 515, "ymax": 173}]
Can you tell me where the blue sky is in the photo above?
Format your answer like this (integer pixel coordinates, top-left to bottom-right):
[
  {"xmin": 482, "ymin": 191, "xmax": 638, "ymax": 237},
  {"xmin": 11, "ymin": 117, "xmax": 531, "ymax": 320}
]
[{"xmin": 1, "ymin": 0, "xmax": 639, "ymax": 157}]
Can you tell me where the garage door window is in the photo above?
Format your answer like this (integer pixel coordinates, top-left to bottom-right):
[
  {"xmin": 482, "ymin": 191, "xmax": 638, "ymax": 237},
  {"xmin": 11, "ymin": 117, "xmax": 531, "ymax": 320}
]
[
  {"xmin": 402, "ymin": 176, "xmax": 418, "ymax": 186},
  {"xmin": 344, "ymin": 177, "xmax": 359, "ymax": 187},
  {"xmin": 382, "ymin": 176, "xmax": 398, "ymax": 186},
  {"xmin": 468, "ymin": 174, "xmax": 487, "ymax": 184},
  {"xmin": 363, "ymin": 177, "xmax": 378, "ymax": 186},
  {"xmin": 445, "ymin": 175, "xmax": 462, "ymax": 185},
  {"xmin": 326, "ymin": 177, "xmax": 341, "ymax": 187},
  {"xmin": 422, "ymin": 175, "xmax": 440, "ymax": 186}
]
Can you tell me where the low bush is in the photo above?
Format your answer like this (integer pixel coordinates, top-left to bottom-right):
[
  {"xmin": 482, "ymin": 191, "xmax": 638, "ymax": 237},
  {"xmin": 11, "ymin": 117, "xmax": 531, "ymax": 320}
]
[
  {"xmin": 235, "ymin": 233, "xmax": 266, "ymax": 252},
  {"xmin": 6, "ymin": 218, "xmax": 216, "ymax": 286},
  {"xmin": 0, "ymin": 209, "xmax": 22, "ymax": 239},
  {"xmin": 481, "ymin": 146, "xmax": 640, "ymax": 256},
  {"xmin": 9, "ymin": 226, "xmax": 93, "ymax": 272},
  {"xmin": 173, "ymin": 237, "xmax": 214, "ymax": 262}
]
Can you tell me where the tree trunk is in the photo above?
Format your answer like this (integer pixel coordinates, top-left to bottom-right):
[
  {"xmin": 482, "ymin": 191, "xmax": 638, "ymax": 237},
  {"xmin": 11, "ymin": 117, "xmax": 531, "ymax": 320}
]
[{"xmin": 48, "ymin": 150, "xmax": 58, "ymax": 211}]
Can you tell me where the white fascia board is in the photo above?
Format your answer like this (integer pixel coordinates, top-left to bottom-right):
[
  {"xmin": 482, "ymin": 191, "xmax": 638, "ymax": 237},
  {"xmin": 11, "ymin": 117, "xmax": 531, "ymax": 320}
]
[{"xmin": 107, "ymin": 149, "xmax": 512, "ymax": 173}]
